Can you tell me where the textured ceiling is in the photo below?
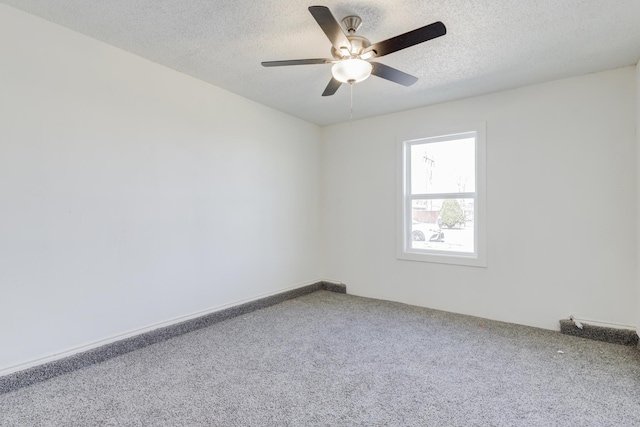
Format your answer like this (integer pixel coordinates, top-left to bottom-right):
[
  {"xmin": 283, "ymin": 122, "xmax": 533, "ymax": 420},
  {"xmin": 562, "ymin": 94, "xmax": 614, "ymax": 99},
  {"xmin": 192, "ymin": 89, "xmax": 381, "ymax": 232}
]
[{"xmin": 3, "ymin": 0, "xmax": 640, "ymax": 125}]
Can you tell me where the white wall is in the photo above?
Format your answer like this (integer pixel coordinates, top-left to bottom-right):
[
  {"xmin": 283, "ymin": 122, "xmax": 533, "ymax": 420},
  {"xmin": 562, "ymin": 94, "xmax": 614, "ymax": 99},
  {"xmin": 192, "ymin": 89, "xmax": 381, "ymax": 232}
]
[
  {"xmin": 321, "ymin": 66, "xmax": 637, "ymax": 331},
  {"xmin": 637, "ymin": 59, "xmax": 640, "ymax": 337},
  {"xmin": 0, "ymin": 4, "xmax": 321, "ymax": 373}
]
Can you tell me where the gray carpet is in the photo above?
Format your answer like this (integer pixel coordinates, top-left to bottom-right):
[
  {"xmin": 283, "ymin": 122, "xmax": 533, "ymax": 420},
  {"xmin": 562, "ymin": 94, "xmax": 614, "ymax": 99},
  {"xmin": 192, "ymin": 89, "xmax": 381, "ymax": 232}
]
[{"xmin": 1, "ymin": 291, "xmax": 639, "ymax": 426}]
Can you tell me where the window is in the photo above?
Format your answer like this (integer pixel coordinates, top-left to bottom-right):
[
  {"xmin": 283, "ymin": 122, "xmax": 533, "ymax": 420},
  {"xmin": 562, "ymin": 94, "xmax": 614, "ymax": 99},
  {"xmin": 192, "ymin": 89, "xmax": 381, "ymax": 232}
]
[{"xmin": 397, "ymin": 123, "xmax": 486, "ymax": 267}]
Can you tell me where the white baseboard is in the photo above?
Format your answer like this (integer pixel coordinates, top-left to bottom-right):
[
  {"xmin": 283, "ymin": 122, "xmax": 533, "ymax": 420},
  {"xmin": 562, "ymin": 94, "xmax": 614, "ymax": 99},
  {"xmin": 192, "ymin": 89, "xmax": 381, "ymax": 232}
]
[
  {"xmin": 321, "ymin": 277, "xmax": 343, "ymax": 285},
  {"xmin": 0, "ymin": 279, "xmax": 323, "ymax": 377},
  {"xmin": 569, "ymin": 316, "xmax": 637, "ymax": 331}
]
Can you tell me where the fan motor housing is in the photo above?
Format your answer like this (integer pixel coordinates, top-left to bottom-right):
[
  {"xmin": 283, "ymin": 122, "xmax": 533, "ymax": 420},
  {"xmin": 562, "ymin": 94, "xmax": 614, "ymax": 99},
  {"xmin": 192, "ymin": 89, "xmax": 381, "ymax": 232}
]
[{"xmin": 331, "ymin": 35, "xmax": 371, "ymax": 59}]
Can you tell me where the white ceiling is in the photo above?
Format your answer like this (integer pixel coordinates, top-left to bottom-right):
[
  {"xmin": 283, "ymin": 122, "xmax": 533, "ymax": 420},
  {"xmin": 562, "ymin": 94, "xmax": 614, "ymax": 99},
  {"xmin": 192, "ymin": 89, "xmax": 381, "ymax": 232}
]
[{"xmin": 3, "ymin": 0, "xmax": 640, "ymax": 125}]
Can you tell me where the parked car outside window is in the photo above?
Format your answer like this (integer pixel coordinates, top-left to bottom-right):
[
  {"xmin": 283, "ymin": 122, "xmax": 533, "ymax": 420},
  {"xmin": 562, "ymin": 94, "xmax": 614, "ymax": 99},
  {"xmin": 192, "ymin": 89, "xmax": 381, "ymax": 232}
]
[{"xmin": 412, "ymin": 220, "xmax": 444, "ymax": 242}]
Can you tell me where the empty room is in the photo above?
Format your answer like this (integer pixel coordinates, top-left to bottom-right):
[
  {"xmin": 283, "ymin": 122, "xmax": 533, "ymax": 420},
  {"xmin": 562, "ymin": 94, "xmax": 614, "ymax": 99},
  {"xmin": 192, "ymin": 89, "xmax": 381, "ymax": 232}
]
[{"xmin": 1, "ymin": 1, "xmax": 640, "ymax": 425}]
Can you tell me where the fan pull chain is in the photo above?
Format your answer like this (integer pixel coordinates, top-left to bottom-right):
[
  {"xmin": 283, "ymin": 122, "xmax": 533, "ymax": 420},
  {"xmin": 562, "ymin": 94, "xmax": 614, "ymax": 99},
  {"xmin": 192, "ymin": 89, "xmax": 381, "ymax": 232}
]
[{"xmin": 349, "ymin": 82, "xmax": 353, "ymax": 125}]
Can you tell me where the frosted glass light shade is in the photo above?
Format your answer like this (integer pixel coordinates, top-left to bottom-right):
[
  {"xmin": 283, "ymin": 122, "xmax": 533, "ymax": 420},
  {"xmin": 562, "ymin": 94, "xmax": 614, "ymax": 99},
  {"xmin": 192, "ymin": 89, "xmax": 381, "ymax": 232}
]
[{"xmin": 331, "ymin": 58, "xmax": 372, "ymax": 83}]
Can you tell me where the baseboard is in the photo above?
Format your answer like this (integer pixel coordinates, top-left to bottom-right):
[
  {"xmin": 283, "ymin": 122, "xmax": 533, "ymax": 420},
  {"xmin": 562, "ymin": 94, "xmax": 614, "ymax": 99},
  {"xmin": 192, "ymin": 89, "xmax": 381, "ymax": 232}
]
[
  {"xmin": 1, "ymin": 280, "xmax": 323, "ymax": 378},
  {"xmin": 0, "ymin": 280, "xmax": 346, "ymax": 395},
  {"xmin": 559, "ymin": 319, "xmax": 639, "ymax": 347}
]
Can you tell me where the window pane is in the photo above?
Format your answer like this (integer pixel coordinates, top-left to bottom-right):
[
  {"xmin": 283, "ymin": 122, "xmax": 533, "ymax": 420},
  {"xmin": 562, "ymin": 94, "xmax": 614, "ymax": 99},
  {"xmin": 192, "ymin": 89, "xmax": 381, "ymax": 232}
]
[
  {"xmin": 410, "ymin": 137, "xmax": 475, "ymax": 195},
  {"xmin": 411, "ymin": 198, "xmax": 474, "ymax": 253}
]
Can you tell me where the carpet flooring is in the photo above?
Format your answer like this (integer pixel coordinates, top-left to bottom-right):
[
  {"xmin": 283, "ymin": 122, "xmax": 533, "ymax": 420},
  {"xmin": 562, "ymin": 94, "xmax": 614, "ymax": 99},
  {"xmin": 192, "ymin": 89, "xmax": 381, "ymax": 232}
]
[{"xmin": 1, "ymin": 290, "xmax": 639, "ymax": 426}]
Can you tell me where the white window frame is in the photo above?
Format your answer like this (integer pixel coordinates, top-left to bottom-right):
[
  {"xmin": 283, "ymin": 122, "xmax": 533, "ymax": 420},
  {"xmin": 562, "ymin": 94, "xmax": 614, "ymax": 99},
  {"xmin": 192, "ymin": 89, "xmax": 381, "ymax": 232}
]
[{"xmin": 397, "ymin": 122, "xmax": 487, "ymax": 267}]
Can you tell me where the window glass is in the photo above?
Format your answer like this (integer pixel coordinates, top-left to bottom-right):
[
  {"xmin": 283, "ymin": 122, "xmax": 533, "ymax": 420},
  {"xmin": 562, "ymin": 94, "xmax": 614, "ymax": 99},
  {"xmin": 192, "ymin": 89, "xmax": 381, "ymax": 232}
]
[
  {"xmin": 398, "ymin": 124, "xmax": 486, "ymax": 267},
  {"xmin": 410, "ymin": 137, "xmax": 475, "ymax": 195},
  {"xmin": 411, "ymin": 198, "xmax": 474, "ymax": 253}
]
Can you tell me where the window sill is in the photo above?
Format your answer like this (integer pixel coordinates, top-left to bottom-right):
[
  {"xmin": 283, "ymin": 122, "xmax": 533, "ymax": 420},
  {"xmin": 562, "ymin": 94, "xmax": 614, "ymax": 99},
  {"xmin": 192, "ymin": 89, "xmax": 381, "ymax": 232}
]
[{"xmin": 397, "ymin": 250, "xmax": 487, "ymax": 267}]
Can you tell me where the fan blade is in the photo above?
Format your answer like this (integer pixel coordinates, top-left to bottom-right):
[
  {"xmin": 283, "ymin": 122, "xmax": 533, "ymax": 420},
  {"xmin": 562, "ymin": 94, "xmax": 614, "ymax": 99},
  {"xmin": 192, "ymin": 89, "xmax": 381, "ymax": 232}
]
[
  {"xmin": 322, "ymin": 77, "xmax": 342, "ymax": 96},
  {"xmin": 371, "ymin": 62, "xmax": 418, "ymax": 86},
  {"xmin": 262, "ymin": 59, "xmax": 333, "ymax": 67},
  {"xmin": 308, "ymin": 6, "xmax": 352, "ymax": 52},
  {"xmin": 366, "ymin": 21, "xmax": 446, "ymax": 58}
]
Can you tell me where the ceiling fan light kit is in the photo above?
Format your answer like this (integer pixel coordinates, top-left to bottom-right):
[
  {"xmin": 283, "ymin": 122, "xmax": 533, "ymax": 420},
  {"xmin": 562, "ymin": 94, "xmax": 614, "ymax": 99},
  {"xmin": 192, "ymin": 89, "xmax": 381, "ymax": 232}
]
[
  {"xmin": 331, "ymin": 58, "xmax": 372, "ymax": 83},
  {"xmin": 261, "ymin": 5, "xmax": 446, "ymax": 97}
]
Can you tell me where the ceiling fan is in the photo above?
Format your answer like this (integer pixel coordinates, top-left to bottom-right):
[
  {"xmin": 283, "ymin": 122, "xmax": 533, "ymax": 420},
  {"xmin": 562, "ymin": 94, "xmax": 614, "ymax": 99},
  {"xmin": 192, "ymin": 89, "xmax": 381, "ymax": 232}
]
[{"xmin": 261, "ymin": 5, "xmax": 446, "ymax": 96}]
